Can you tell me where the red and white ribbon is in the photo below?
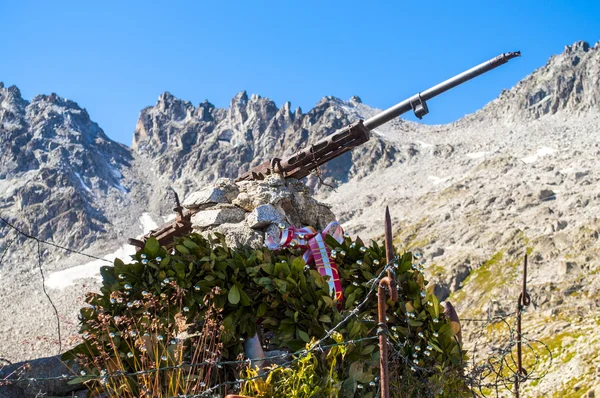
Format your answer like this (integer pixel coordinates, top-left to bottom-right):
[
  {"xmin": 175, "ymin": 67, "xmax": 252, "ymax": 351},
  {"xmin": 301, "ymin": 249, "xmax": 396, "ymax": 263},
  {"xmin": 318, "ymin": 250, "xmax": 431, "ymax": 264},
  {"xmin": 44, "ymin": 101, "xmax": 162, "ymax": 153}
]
[{"xmin": 265, "ymin": 222, "xmax": 345, "ymax": 303}]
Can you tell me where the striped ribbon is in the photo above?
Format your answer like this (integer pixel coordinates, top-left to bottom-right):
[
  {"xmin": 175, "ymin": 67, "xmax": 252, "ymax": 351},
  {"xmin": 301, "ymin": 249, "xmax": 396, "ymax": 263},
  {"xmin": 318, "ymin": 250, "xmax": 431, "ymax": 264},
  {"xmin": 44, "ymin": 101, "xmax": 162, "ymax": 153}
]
[{"xmin": 265, "ymin": 222, "xmax": 345, "ymax": 303}]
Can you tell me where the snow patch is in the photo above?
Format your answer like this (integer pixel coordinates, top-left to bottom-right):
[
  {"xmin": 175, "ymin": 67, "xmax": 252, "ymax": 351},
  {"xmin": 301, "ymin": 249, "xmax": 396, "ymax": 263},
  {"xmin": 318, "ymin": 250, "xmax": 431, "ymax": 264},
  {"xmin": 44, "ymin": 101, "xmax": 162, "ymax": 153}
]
[
  {"xmin": 108, "ymin": 165, "xmax": 122, "ymax": 179},
  {"xmin": 45, "ymin": 213, "xmax": 159, "ymax": 290},
  {"xmin": 113, "ymin": 183, "xmax": 128, "ymax": 193},
  {"xmin": 0, "ymin": 178, "xmax": 19, "ymax": 197},
  {"xmin": 428, "ymin": 176, "xmax": 450, "ymax": 185},
  {"xmin": 74, "ymin": 172, "xmax": 92, "ymax": 193},
  {"xmin": 44, "ymin": 243, "xmax": 135, "ymax": 289},
  {"xmin": 140, "ymin": 212, "xmax": 158, "ymax": 233},
  {"xmin": 417, "ymin": 141, "xmax": 434, "ymax": 148},
  {"xmin": 522, "ymin": 147, "xmax": 556, "ymax": 164}
]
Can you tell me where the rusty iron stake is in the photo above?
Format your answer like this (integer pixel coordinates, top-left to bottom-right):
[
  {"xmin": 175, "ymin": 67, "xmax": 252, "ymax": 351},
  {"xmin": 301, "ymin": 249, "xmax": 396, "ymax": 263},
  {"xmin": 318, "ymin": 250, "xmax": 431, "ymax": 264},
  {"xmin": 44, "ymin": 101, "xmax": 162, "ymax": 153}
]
[
  {"xmin": 128, "ymin": 188, "xmax": 193, "ymax": 250},
  {"xmin": 378, "ymin": 206, "xmax": 398, "ymax": 398},
  {"xmin": 515, "ymin": 254, "xmax": 531, "ymax": 397}
]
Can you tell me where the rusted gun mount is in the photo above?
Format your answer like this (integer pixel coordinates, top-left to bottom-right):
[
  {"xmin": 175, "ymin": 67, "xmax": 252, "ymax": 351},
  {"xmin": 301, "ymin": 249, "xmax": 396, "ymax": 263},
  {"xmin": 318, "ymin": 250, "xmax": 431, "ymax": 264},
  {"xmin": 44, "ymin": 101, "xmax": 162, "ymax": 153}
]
[
  {"xmin": 236, "ymin": 120, "xmax": 370, "ymax": 182},
  {"xmin": 128, "ymin": 192, "xmax": 193, "ymax": 250},
  {"xmin": 236, "ymin": 51, "xmax": 520, "ymax": 182},
  {"xmin": 130, "ymin": 51, "xmax": 521, "ymax": 249}
]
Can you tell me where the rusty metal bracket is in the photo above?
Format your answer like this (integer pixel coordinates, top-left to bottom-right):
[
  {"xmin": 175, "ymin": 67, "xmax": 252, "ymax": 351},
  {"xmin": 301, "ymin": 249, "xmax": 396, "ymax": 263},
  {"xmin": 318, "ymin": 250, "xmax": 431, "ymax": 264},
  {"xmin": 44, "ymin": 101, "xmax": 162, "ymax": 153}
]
[{"xmin": 410, "ymin": 93, "xmax": 429, "ymax": 119}]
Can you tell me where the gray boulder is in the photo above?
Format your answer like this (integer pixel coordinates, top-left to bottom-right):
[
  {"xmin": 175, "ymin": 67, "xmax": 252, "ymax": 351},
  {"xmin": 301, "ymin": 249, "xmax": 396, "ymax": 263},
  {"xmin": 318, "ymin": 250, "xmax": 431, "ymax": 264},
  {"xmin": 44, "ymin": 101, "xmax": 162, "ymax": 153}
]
[{"xmin": 0, "ymin": 355, "xmax": 82, "ymax": 397}]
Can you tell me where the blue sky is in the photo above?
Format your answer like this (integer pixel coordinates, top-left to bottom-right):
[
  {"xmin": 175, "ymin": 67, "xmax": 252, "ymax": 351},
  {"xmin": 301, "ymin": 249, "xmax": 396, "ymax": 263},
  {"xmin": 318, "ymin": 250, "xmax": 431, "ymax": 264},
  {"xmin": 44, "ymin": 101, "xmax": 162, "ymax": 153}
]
[{"xmin": 1, "ymin": 0, "xmax": 598, "ymax": 145}]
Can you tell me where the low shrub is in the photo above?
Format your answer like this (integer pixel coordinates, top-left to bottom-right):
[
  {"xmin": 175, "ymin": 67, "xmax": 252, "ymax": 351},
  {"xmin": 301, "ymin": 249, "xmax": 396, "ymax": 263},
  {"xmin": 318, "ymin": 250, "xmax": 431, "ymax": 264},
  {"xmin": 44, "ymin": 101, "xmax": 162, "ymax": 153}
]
[{"xmin": 64, "ymin": 232, "xmax": 469, "ymax": 397}]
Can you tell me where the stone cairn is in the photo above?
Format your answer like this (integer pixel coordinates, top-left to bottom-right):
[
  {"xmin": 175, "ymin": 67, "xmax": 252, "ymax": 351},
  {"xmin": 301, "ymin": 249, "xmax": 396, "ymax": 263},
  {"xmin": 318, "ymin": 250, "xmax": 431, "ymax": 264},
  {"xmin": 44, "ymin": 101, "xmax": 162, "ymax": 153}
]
[{"xmin": 183, "ymin": 175, "xmax": 336, "ymax": 248}]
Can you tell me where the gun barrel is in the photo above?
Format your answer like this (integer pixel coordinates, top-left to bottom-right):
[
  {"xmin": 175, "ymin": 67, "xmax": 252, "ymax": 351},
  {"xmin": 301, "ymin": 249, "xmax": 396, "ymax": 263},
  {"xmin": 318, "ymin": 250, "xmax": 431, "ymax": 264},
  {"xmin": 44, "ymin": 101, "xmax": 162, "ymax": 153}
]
[
  {"xmin": 363, "ymin": 51, "xmax": 521, "ymax": 130},
  {"xmin": 236, "ymin": 50, "xmax": 520, "ymax": 182}
]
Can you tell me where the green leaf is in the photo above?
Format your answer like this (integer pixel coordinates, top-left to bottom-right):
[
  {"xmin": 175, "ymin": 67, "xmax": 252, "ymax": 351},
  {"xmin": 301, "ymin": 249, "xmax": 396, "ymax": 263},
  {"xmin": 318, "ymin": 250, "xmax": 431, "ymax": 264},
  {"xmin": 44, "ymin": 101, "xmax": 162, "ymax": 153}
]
[
  {"xmin": 67, "ymin": 376, "xmax": 89, "ymax": 385},
  {"xmin": 324, "ymin": 234, "xmax": 342, "ymax": 249},
  {"xmin": 100, "ymin": 266, "xmax": 116, "ymax": 285},
  {"xmin": 145, "ymin": 237, "xmax": 160, "ymax": 257},
  {"xmin": 173, "ymin": 262, "xmax": 186, "ymax": 273},
  {"xmin": 183, "ymin": 239, "xmax": 199, "ymax": 250},
  {"xmin": 431, "ymin": 295, "xmax": 440, "ymax": 318},
  {"xmin": 321, "ymin": 295, "xmax": 334, "ymax": 307},
  {"xmin": 291, "ymin": 257, "xmax": 305, "ymax": 275},
  {"xmin": 319, "ymin": 314, "xmax": 332, "ymax": 323},
  {"xmin": 256, "ymin": 277, "xmax": 272, "ymax": 286},
  {"xmin": 429, "ymin": 342, "xmax": 443, "ymax": 353},
  {"xmin": 298, "ymin": 329, "xmax": 310, "ymax": 343},
  {"xmin": 361, "ymin": 345, "xmax": 376, "ymax": 355},
  {"xmin": 228, "ymin": 284, "xmax": 240, "ymax": 305},
  {"xmin": 176, "ymin": 244, "xmax": 189, "ymax": 255},
  {"xmin": 238, "ymin": 285, "xmax": 251, "ymax": 306},
  {"xmin": 257, "ymin": 303, "xmax": 267, "ymax": 317},
  {"xmin": 349, "ymin": 320, "xmax": 361, "ymax": 337},
  {"xmin": 348, "ymin": 362, "xmax": 363, "ymax": 381}
]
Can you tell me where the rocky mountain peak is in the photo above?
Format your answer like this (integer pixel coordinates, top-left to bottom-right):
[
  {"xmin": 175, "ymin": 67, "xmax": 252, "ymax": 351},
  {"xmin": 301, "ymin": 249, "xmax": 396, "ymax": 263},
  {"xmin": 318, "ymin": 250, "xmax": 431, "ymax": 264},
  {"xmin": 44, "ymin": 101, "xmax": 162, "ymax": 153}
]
[
  {"xmin": 131, "ymin": 89, "xmax": 397, "ymax": 192},
  {"xmin": 0, "ymin": 86, "xmax": 133, "ymax": 250},
  {"xmin": 350, "ymin": 95, "xmax": 362, "ymax": 105},
  {"xmin": 232, "ymin": 90, "xmax": 249, "ymax": 105},
  {"xmin": 563, "ymin": 40, "xmax": 591, "ymax": 54},
  {"xmin": 196, "ymin": 99, "xmax": 215, "ymax": 122},
  {"xmin": 0, "ymin": 83, "xmax": 24, "ymax": 101},
  {"xmin": 465, "ymin": 40, "xmax": 600, "ymax": 124},
  {"xmin": 0, "ymin": 84, "xmax": 28, "ymax": 130},
  {"xmin": 23, "ymin": 93, "xmax": 119, "ymax": 153},
  {"xmin": 155, "ymin": 91, "xmax": 194, "ymax": 122}
]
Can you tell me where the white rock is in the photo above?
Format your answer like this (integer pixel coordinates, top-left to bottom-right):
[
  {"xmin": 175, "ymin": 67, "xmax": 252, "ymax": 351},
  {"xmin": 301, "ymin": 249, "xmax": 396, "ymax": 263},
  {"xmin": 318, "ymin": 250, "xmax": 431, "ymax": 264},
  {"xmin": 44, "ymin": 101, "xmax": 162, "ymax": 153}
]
[
  {"xmin": 200, "ymin": 223, "xmax": 264, "ymax": 249},
  {"xmin": 191, "ymin": 207, "xmax": 246, "ymax": 228},
  {"xmin": 183, "ymin": 187, "xmax": 228, "ymax": 209},
  {"xmin": 246, "ymin": 204, "xmax": 284, "ymax": 229}
]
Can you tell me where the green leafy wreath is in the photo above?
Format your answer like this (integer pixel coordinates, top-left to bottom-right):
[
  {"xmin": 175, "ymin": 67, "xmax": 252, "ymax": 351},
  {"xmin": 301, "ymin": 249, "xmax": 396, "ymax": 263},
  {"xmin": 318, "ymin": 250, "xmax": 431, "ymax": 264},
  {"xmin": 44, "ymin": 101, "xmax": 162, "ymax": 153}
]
[{"xmin": 64, "ymin": 232, "xmax": 469, "ymax": 397}]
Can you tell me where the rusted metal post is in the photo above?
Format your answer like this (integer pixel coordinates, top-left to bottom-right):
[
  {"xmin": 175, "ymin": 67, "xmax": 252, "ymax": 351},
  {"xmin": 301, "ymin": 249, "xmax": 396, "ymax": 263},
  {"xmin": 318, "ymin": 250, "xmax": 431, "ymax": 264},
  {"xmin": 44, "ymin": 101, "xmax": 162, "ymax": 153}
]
[
  {"xmin": 128, "ymin": 188, "xmax": 193, "ymax": 250},
  {"xmin": 515, "ymin": 254, "xmax": 530, "ymax": 397},
  {"xmin": 378, "ymin": 206, "xmax": 398, "ymax": 398},
  {"xmin": 384, "ymin": 207, "xmax": 395, "ymax": 282},
  {"xmin": 172, "ymin": 190, "xmax": 185, "ymax": 222}
]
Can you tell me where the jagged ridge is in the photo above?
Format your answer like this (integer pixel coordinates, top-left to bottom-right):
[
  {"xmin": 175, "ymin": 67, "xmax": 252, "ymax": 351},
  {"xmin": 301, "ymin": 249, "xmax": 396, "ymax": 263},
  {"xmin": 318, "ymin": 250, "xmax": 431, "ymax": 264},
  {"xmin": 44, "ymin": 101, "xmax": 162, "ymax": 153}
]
[
  {"xmin": 463, "ymin": 40, "xmax": 600, "ymax": 125},
  {"xmin": 131, "ymin": 90, "xmax": 403, "ymax": 194},
  {"xmin": 0, "ymin": 84, "xmax": 133, "ymax": 247}
]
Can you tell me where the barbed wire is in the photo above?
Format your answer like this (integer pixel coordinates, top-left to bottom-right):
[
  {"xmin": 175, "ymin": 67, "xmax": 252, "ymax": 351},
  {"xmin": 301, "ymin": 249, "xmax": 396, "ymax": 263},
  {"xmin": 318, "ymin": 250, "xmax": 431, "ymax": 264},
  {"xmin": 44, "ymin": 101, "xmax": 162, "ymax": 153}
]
[
  {"xmin": 0, "ymin": 216, "xmax": 113, "ymax": 263},
  {"xmin": 0, "ymin": 215, "xmax": 114, "ymax": 357},
  {"xmin": 462, "ymin": 313, "xmax": 553, "ymax": 397},
  {"xmin": 1, "ymin": 336, "xmax": 379, "ymax": 384},
  {"xmin": 0, "ymin": 227, "xmax": 558, "ymax": 397}
]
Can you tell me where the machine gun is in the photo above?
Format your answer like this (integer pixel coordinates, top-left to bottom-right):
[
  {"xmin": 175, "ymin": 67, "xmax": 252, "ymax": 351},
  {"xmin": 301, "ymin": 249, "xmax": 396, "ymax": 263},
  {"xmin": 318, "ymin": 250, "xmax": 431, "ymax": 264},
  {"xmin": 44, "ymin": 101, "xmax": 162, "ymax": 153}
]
[
  {"xmin": 131, "ymin": 51, "xmax": 520, "ymax": 249},
  {"xmin": 236, "ymin": 51, "xmax": 520, "ymax": 182}
]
